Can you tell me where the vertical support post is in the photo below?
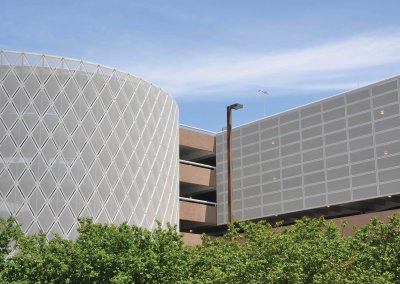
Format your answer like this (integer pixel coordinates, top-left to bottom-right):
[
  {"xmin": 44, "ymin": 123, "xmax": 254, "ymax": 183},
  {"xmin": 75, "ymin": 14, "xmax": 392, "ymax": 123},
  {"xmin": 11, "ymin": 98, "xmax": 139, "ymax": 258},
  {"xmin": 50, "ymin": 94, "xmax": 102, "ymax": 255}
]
[{"xmin": 227, "ymin": 106, "xmax": 234, "ymax": 224}]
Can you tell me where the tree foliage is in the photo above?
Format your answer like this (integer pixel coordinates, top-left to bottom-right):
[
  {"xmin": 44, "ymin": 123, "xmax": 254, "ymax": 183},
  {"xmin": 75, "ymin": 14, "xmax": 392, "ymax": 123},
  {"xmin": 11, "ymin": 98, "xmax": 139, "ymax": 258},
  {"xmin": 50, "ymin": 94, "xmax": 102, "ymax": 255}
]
[{"xmin": 0, "ymin": 215, "xmax": 399, "ymax": 283}]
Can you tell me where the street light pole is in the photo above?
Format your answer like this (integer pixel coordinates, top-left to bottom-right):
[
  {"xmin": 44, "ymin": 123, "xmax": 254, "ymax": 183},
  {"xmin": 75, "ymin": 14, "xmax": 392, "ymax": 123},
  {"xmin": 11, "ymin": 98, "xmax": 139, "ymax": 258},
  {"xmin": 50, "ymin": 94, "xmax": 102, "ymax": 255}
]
[{"xmin": 226, "ymin": 103, "xmax": 243, "ymax": 224}]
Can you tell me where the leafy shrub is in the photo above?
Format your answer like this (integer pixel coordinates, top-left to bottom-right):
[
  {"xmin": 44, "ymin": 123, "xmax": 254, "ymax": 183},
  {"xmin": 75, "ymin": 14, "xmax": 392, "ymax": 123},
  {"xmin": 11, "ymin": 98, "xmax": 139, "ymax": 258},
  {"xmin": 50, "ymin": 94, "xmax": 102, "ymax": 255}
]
[{"xmin": 0, "ymin": 215, "xmax": 399, "ymax": 283}]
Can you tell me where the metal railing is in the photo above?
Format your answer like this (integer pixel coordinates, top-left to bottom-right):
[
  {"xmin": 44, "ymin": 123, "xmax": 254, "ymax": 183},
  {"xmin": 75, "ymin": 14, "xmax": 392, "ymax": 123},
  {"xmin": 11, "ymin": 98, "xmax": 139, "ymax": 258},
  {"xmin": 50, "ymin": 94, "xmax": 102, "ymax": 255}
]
[
  {"xmin": 179, "ymin": 159, "xmax": 216, "ymax": 170},
  {"xmin": 179, "ymin": 197, "xmax": 217, "ymax": 206},
  {"xmin": 180, "ymin": 124, "xmax": 217, "ymax": 136}
]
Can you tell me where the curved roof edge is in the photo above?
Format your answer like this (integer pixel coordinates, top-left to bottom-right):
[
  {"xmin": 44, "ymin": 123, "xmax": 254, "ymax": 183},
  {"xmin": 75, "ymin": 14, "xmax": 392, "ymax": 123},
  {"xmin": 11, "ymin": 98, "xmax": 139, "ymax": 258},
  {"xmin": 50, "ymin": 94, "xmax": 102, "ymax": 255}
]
[{"xmin": 0, "ymin": 50, "xmax": 178, "ymax": 107}]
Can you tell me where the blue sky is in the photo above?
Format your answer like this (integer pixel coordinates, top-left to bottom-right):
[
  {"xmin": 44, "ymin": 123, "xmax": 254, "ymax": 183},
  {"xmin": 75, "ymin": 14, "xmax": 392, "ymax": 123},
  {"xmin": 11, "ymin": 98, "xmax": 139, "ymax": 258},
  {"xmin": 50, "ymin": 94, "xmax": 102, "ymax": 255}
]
[{"xmin": 2, "ymin": 0, "xmax": 400, "ymax": 131}]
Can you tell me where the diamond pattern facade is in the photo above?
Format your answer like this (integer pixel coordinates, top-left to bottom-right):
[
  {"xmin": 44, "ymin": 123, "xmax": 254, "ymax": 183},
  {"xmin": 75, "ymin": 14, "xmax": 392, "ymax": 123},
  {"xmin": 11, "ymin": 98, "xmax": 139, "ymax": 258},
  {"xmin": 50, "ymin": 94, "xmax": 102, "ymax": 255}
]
[{"xmin": 0, "ymin": 51, "xmax": 179, "ymax": 238}]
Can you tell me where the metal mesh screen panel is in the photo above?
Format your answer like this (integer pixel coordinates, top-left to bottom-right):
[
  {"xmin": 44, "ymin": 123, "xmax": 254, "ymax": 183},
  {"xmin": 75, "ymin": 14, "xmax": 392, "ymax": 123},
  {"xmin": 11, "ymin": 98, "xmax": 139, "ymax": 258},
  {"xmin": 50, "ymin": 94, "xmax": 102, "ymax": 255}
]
[
  {"xmin": 216, "ymin": 76, "xmax": 400, "ymax": 225},
  {"xmin": 0, "ymin": 51, "xmax": 179, "ymax": 238}
]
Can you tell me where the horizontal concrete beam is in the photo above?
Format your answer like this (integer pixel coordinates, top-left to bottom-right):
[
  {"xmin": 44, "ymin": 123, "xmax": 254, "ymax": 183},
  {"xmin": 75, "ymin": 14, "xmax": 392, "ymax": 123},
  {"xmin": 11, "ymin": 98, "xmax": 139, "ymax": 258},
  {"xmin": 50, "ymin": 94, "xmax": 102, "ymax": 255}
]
[
  {"xmin": 181, "ymin": 209, "xmax": 400, "ymax": 246},
  {"xmin": 179, "ymin": 163, "xmax": 215, "ymax": 188},
  {"xmin": 180, "ymin": 200, "xmax": 217, "ymax": 224},
  {"xmin": 180, "ymin": 128, "xmax": 215, "ymax": 153},
  {"xmin": 181, "ymin": 232, "xmax": 203, "ymax": 246},
  {"xmin": 333, "ymin": 208, "xmax": 400, "ymax": 236},
  {"xmin": 274, "ymin": 208, "xmax": 400, "ymax": 235}
]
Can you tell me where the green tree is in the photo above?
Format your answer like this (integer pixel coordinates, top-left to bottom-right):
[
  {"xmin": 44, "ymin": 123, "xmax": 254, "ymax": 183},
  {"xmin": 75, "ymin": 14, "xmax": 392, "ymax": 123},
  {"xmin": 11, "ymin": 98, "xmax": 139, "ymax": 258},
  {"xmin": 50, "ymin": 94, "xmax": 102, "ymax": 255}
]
[{"xmin": 1, "ymin": 214, "xmax": 400, "ymax": 283}]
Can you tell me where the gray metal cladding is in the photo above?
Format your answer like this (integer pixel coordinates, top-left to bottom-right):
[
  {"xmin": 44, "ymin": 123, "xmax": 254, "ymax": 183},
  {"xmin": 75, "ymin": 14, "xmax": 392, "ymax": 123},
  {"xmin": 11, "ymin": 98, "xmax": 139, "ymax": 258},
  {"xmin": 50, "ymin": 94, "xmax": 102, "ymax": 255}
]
[
  {"xmin": 0, "ymin": 51, "xmax": 179, "ymax": 238},
  {"xmin": 216, "ymin": 76, "xmax": 400, "ymax": 225}
]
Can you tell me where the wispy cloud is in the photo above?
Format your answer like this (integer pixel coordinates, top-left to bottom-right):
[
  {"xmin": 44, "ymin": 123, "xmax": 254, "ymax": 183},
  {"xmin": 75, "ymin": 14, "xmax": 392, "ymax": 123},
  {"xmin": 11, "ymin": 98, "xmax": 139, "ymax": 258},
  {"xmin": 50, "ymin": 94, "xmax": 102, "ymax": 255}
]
[{"xmin": 137, "ymin": 31, "xmax": 400, "ymax": 98}]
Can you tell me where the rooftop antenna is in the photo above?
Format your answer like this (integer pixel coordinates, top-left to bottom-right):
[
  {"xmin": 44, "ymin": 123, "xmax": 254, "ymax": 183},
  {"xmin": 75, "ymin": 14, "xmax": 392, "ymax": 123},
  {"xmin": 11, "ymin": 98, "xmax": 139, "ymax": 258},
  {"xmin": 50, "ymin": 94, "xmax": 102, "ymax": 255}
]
[{"xmin": 258, "ymin": 89, "xmax": 269, "ymax": 117}]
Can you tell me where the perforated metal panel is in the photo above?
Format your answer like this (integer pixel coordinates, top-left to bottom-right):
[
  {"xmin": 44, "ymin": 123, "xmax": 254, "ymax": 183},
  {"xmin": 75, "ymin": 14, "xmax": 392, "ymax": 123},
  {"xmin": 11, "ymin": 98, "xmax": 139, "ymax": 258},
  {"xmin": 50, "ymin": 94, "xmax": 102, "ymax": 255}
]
[
  {"xmin": 0, "ymin": 51, "xmax": 179, "ymax": 237},
  {"xmin": 217, "ymin": 76, "xmax": 400, "ymax": 225}
]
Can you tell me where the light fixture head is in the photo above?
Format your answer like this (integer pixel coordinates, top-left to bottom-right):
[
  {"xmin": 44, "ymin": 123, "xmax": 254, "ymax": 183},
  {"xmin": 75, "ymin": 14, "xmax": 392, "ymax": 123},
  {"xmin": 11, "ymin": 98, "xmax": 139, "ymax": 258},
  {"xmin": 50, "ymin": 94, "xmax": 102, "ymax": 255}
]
[
  {"xmin": 230, "ymin": 103, "xmax": 243, "ymax": 110},
  {"xmin": 258, "ymin": 89, "xmax": 269, "ymax": 96},
  {"xmin": 380, "ymin": 110, "xmax": 385, "ymax": 115}
]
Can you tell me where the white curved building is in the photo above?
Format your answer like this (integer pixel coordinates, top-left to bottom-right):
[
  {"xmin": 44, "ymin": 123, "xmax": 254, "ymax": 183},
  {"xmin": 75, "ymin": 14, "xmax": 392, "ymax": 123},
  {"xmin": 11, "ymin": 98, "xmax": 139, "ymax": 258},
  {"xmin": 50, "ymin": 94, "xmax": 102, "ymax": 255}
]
[{"xmin": 0, "ymin": 51, "xmax": 179, "ymax": 238}]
